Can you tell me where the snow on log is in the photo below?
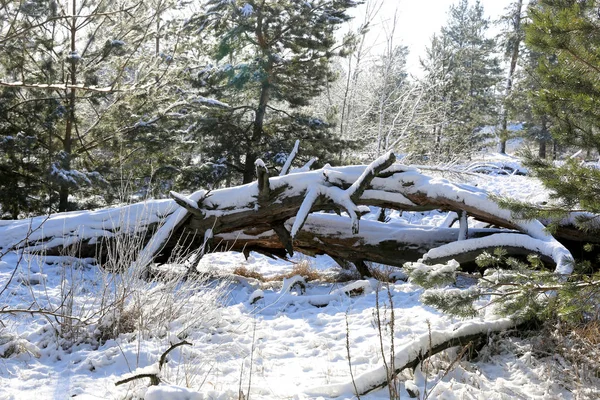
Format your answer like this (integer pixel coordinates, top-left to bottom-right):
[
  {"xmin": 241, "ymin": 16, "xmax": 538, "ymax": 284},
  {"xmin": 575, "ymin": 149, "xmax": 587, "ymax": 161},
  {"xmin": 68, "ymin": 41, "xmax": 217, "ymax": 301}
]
[
  {"xmin": 0, "ymin": 200, "xmax": 177, "ymax": 254},
  {"xmin": 214, "ymin": 214, "xmax": 514, "ymax": 267},
  {"xmin": 175, "ymin": 162, "xmax": 573, "ymax": 273},
  {"xmin": 136, "ymin": 190, "xmax": 210, "ymax": 268},
  {"xmin": 303, "ymin": 317, "xmax": 517, "ymax": 397},
  {"xmin": 421, "ymin": 232, "xmax": 571, "ymax": 272},
  {"xmin": 0, "ymin": 153, "xmax": 576, "ymax": 274},
  {"xmin": 386, "ymin": 170, "xmax": 574, "ymax": 274}
]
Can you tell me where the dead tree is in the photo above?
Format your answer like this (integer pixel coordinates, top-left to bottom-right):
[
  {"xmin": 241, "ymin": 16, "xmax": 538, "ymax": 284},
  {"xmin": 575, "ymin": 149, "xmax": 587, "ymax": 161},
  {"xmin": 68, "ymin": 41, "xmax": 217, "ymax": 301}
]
[{"xmin": 0, "ymin": 151, "xmax": 577, "ymax": 275}]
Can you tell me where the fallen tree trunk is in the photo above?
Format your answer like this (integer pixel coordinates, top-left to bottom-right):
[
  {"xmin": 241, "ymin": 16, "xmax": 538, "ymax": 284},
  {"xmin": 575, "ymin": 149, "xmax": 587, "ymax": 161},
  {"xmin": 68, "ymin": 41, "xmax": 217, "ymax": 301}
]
[
  {"xmin": 211, "ymin": 214, "xmax": 528, "ymax": 268},
  {"xmin": 155, "ymin": 152, "xmax": 572, "ymax": 274},
  {"xmin": 0, "ymin": 152, "xmax": 577, "ymax": 274}
]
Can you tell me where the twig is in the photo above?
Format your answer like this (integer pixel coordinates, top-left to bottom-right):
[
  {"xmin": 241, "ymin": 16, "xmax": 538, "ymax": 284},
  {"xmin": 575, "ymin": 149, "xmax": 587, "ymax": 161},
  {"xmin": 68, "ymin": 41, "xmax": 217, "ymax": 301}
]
[
  {"xmin": 246, "ymin": 319, "xmax": 257, "ymax": 400},
  {"xmin": 345, "ymin": 310, "xmax": 361, "ymax": 399},
  {"xmin": 115, "ymin": 340, "xmax": 192, "ymax": 387}
]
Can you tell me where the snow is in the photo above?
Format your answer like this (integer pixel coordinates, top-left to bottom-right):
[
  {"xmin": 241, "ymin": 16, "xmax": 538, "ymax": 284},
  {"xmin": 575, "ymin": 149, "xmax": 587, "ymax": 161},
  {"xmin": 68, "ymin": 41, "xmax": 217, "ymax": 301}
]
[
  {"xmin": 191, "ymin": 96, "xmax": 230, "ymax": 108},
  {"xmin": 146, "ymin": 385, "xmax": 203, "ymax": 400},
  {"xmin": 290, "ymin": 185, "xmax": 320, "ymax": 237},
  {"xmin": 169, "ymin": 190, "xmax": 199, "ymax": 210},
  {"xmin": 240, "ymin": 3, "xmax": 253, "ymax": 17},
  {"xmin": 0, "ymin": 154, "xmax": 592, "ymax": 400},
  {"xmin": 0, "ymin": 247, "xmax": 586, "ymax": 400},
  {"xmin": 279, "ymin": 139, "xmax": 299, "ymax": 176},
  {"xmin": 289, "ymin": 157, "xmax": 316, "ymax": 174},
  {"xmin": 254, "ymin": 158, "xmax": 266, "ymax": 169}
]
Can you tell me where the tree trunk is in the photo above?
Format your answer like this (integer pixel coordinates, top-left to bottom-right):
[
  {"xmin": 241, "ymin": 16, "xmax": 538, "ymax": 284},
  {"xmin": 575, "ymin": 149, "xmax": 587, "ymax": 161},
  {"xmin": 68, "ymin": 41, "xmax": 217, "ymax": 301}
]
[
  {"xmin": 243, "ymin": 11, "xmax": 273, "ymax": 184},
  {"xmin": 498, "ymin": 0, "xmax": 523, "ymax": 155},
  {"xmin": 59, "ymin": 0, "xmax": 78, "ymax": 212},
  {"xmin": 1, "ymin": 153, "xmax": 581, "ymax": 276},
  {"xmin": 538, "ymin": 115, "xmax": 548, "ymax": 159}
]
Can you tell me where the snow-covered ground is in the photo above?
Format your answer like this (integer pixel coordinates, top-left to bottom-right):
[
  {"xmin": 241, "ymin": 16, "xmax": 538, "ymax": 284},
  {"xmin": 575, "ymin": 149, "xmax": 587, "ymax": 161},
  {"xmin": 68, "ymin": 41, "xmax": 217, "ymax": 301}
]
[{"xmin": 0, "ymin": 157, "xmax": 595, "ymax": 400}]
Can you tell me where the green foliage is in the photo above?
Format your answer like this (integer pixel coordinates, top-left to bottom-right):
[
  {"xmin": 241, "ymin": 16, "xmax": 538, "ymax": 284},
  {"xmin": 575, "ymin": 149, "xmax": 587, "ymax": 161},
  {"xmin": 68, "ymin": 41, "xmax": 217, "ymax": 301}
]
[
  {"xmin": 0, "ymin": 132, "xmax": 46, "ymax": 218},
  {"xmin": 421, "ymin": 287, "xmax": 481, "ymax": 318},
  {"xmin": 491, "ymin": 149, "xmax": 600, "ymax": 236},
  {"xmin": 186, "ymin": 0, "xmax": 362, "ymax": 183},
  {"xmin": 403, "ymin": 260, "xmax": 460, "ymax": 288},
  {"xmin": 526, "ymin": 0, "xmax": 600, "ymax": 151},
  {"xmin": 414, "ymin": 250, "xmax": 600, "ymax": 324},
  {"xmin": 522, "ymin": 0, "xmax": 600, "ymax": 218}
]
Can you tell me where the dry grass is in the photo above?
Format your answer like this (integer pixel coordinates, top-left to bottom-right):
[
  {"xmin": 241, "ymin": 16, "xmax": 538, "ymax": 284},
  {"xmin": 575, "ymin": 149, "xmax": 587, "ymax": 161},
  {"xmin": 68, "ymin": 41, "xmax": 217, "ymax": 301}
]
[
  {"xmin": 572, "ymin": 319, "xmax": 600, "ymax": 346},
  {"xmin": 281, "ymin": 260, "xmax": 323, "ymax": 281},
  {"xmin": 233, "ymin": 259, "xmax": 408, "ymax": 284},
  {"xmin": 232, "ymin": 265, "xmax": 266, "ymax": 281},
  {"xmin": 369, "ymin": 265, "xmax": 400, "ymax": 283},
  {"xmin": 233, "ymin": 260, "xmax": 333, "ymax": 283},
  {"xmin": 529, "ymin": 318, "xmax": 600, "ymax": 393},
  {"xmin": 332, "ymin": 269, "xmax": 362, "ymax": 283}
]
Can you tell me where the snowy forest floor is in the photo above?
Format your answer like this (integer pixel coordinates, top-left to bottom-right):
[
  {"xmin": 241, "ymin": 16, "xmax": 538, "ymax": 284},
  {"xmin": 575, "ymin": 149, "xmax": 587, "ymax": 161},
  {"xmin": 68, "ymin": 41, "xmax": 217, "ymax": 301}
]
[{"xmin": 1, "ymin": 152, "xmax": 599, "ymax": 400}]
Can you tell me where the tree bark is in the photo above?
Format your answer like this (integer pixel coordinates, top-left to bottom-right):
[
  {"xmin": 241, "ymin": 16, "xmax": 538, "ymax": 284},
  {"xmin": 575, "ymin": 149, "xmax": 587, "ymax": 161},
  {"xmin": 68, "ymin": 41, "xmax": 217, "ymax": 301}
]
[
  {"xmin": 59, "ymin": 0, "xmax": 79, "ymax": 212},
  {"xmin": 243, "ymin": 10, "xmax": 273, "ymax": 184},
  {"xmin": 538, "ymin": 115, "xmax": 549, "ymax": 159},
  {"xmin": 498, "ymin": 0, "xmax": 523, "ymax": 155},
  {"xmin": 1, "ymin": 154, "xmax": 582, "ymax": 275}
]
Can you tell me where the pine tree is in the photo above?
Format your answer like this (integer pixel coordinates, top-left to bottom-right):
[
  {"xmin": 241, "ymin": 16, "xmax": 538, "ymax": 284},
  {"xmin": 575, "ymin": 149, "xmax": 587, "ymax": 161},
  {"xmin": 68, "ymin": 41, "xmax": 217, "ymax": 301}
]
[
  {"xmin": 526, "ymin": 0, "xmax": 600, "ymax": 151},
  {"xmin": 524, "ymin": 0, "xmax": 600, "ymax": 217},
  {"xmin": 415, "ymin": 0, "xmax": 502, "ymax": 164},
  {"xmin": 0, "ymin": 0, "xmax": 186, "ymax": 212},
  {"xmin": 497, "ymin": 0, "xmax": 525, "ymax": 154},
  {"xmin": 187, "ymin": 0, "xmax": 362, "ymax": 184}
]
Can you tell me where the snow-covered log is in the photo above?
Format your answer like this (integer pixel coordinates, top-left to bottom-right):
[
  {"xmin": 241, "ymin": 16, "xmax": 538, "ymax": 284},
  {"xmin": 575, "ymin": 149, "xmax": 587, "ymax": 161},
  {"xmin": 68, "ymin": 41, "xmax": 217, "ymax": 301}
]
[
  {"xmin": 0, "ymin": 153, "xmax": 575, "ymax": 275},
  {"xmin": 213, "ymin": 214, "xmax": 517, "ymax": 269},
  {"xmin": 161, "ymin": 154, "xmax": 572, "ymax": 274}
]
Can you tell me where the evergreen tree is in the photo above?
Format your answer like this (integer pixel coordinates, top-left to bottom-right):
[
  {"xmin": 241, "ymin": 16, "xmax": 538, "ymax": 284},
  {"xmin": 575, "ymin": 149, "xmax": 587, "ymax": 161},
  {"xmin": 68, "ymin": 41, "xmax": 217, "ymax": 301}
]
[
  {"xmin": 524, "ymin": 0, "xmax": 600, "ymax": 217},
  {"xmin": 0, "ymin": 0, "xmax": 187, "ymax": 213},
  {"xmin": 497, "ymin": 0, "xmax": 525, "ymax": 154},
  {"xmin": 415, "ymin": 0, "xmax": 502, "ymax": 163},
  {"xmin": 187, "ymin": 0, "xmax": 362, "ymax": 184},
  {"xmin": 526, "ymin": 0, "xmax": 600, "ymax": 151}
]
